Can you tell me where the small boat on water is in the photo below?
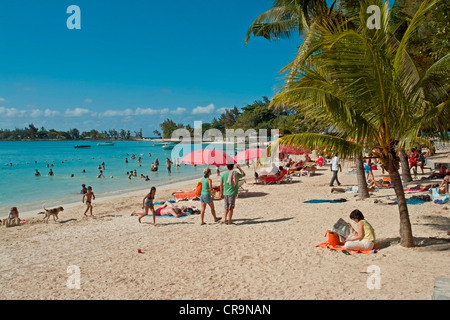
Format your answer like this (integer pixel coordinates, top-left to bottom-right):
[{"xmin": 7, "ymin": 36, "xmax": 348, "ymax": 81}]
[
  {"xmin": 97, "ymin": 142, "xmax": 115, "ymax": 146},
  {"xmin": 74, "ymin": 145, "xmax": 91, "ymax": 149},
  {"xmin": 162, "ymin": 142, "xmax": 176, "ymax": 150}
]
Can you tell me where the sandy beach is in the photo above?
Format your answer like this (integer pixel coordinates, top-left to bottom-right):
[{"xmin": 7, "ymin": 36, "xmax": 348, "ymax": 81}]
[{"xmin": 1, "ymin": 152, "xmax": 449, "ymax": 301}]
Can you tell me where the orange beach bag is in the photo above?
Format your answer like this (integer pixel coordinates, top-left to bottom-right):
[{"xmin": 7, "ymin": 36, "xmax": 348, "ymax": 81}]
[
  {"xmin": 195, "ymin": 181, "xmax": 202, "ymax": 197},
  {"xmin": 325, "ymin": 230, "xmax": 340, "ymax": 247}
]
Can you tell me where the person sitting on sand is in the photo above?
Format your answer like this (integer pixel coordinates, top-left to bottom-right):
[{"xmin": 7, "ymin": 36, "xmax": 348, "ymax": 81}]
[
  {"xmin": 344, "ymin": 209, "xmax": 376, "ymax": 251},
  {"xmin": 2, "ymin": 207, "xmax": 20, "ymax": 226},
  {"xmin": 439, "ymin": 175, "xmax": 449, "ymax": 194}
]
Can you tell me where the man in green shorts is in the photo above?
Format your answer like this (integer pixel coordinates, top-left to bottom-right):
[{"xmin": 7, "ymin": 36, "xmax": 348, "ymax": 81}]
[{"xmin": 220, "ymin": 163, "xmax": 246, "ymax": 225}]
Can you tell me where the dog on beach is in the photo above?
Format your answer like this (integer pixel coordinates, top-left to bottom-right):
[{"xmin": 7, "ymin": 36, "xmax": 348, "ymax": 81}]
[{"xmin": 42, "ymin": 206, "xmax": 64, "ymax": 223}]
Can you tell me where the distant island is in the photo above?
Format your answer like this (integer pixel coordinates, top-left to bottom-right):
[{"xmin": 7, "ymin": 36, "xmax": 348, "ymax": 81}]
[{"xmin": 0, "ymin": 125, "xmax": 147, "ymax": 141}]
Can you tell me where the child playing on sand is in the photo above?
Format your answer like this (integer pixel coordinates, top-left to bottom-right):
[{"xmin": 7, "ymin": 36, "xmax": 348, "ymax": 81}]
[
  {"xmin": 132, "ymin": 187, "xmax": 157, "ymax": 225},
  {"xmin": 2, "ymin": 207, "xmax": 20, "ymax": 226},
  {"xmin": 82, "ymin": 186, "xmax": 96, "ymax": 217}
]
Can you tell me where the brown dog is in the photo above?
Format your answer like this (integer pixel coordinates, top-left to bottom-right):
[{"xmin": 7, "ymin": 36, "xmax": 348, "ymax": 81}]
[{"xmin": 43, "ymin": 206, "xmax": 64, "ymax": 223}]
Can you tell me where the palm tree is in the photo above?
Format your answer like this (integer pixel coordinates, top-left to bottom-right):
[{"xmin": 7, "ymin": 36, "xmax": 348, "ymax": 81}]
[
  {"xmin": 270, "ymin": 0, "xmax": 449, "ymax": 247},
  {"xmin": 245, "ymin": 0, "xmax": 328, "ymax": 44}
]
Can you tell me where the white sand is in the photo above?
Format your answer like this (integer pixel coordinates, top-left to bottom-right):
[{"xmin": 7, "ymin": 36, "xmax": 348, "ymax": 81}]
[{"xmin": 1, "ymin": 153, "xmax": 449, "ymax": 300}]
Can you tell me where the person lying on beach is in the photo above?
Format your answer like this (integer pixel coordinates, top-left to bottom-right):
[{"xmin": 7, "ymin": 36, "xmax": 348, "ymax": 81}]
[
  {"xmin": 259, "ymin": 163, "xmax": 279, "ymax": 176},
  {"xmin": 288, "ymin": 160, "xmax": 304, "ymax": 173},
  {"xmin": 404, "ymin": 184, "xmax": 434, "ymax": 192},
  {"xmin": 421, "ymin": 164, "xmax": 448, "ymax": 180},
  {"xmin": 131, "ymin": 201, "xmax": 188, "ymax": 219},
  {"xmin": 331, "ymin": 178, "xmax": 390, "ymax": 194},
  {"xmin": 367, "ymin": 178, "xmax": 391, "ymax": 189}
]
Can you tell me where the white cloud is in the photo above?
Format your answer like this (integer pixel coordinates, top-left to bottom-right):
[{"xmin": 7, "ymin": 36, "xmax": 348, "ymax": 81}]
[
  {"xmin": 135, "ymin": 108, "xmax": 160, "ymax": 116},
  {"xmin": 170, "ymin": 107, "xmax": 187, "ymax": 115},
  {"xmin": 0, "ymin": 107, "xmax": 26, "ymax": 117},
  {"xmin": 192, "ymin": 103, "xmax": 215, "ymax": 115},
  {"xmin": 101, "ymin": 107, "xmax": 183, "ymax": 117},
  {"xmin": 216, "ymin": 107, "xmax": 228, "ymax": 114},
  {"xmin": 30, "ymin": 109, "xmax": 43, "ymax": 118},
  {"xmin": 65, "ymin": 108, "xmax": 92, "ymax": 117},
  {"xmin": 83, "ymin": 98, "xmax": 93, "ymax": 104},
  {"xmin": 44, "ymin": 109, "xmax": 59, "ymax": 117},
  {"xmin": 0, "ymin": 97, "xmax": 6, "ymax": 103}
]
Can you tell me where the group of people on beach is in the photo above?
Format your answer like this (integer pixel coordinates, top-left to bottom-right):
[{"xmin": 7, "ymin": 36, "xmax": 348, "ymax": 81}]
[{"xmin": 131, "ymin": 163, "xmax": 247, "ymax": 226}]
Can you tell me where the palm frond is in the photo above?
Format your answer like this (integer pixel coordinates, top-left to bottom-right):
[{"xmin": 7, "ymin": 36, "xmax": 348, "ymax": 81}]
[{"xmin": 272, "ymin": 133, "xmax": 364, "ymax": 159}]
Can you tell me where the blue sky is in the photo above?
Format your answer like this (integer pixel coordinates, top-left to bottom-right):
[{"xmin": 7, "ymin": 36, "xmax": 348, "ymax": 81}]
[
  {"xmin": 0, "ymin": 0, "xmax": 302, "ymax": 136},
  {"xmin": 0, "ymin": 1, "xmax": 395, "ymax": 137}
]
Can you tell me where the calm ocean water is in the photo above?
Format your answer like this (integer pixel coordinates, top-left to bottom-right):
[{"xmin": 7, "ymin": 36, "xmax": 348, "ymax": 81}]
[{"xmin": 0, "ymin": 140, "xmax": 229, "ymax": 215}]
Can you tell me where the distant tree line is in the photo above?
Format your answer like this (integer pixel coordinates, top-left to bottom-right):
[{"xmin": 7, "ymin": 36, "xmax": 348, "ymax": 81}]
[
  {"xmin": 0, "ymin": 124, "xmax": 143, "ymax": 140},
  {"xmin": 159, "ymin": 96, "xmax": 329, "ymax": 139}
]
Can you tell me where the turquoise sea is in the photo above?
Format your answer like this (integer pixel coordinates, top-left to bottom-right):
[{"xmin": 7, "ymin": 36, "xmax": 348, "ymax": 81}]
[{"xmin": 0, "ymin": 140, "xmax": 230, "ymax": 215}]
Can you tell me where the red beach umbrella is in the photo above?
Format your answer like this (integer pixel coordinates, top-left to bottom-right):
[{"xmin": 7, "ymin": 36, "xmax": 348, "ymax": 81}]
[
  {"xmin": 234, "ymin": 148, "xmax": 265, "ymax": 162},
  {"xmin": 181, "ymin": 148, "xmax": 235, "ymax": 166}
]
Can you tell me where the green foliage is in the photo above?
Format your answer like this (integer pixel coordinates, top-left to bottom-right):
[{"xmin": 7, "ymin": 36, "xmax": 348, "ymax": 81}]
[{"xmin": 0, "ymin": 125, "xmax": 140, "ymax": 140}]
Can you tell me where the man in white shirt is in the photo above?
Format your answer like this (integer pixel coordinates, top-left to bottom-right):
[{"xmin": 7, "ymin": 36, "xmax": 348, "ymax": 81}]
[{"xmin": 329, "ymin": 153, "xmax": 342, "ymax": 186}]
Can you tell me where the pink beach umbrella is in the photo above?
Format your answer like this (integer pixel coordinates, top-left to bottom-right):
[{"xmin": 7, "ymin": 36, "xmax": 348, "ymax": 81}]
[
  {"xmin": 181, "ymin": 148, "xmax": 235, "ymax": 166},
  {"xmin": 278, "ymin": 144, "xmax": 310, "ymax": 156},
  {"xmin": 234, "ymin": 148, "xmax": 265, "ymax": 162}
]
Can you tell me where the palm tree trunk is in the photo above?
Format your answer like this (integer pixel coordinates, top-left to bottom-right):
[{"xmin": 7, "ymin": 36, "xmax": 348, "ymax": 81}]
[
  {"xmin": 356, "ymin": 154, "xmax": 370, "ymax": 199},
  {"xmin": 388, "ymin": 163, "xmax": 415, "ymax": 247},
  {"xmin": 399, "ymin": 148, "xmax": 412, "ymax": 183}
]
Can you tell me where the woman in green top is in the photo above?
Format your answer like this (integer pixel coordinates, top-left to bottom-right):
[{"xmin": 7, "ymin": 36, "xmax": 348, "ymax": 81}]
[
  {"xmin": 199, "ymin": 168, "xmax": 221, "ymax": 225},
  {"xmin": 344, "ymin": 209, "xmax": 376, "ymax": 250}
]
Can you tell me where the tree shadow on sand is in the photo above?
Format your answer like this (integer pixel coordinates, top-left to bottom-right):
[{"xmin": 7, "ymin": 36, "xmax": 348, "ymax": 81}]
[
  {"xmin": 237, "ymin": 192, "xmax": 269, "ymax": 198},
  {"xmin": 58, "ymin": 218, "xmax": 77, "ymax": 224},
  {"xmin": 233, "ymin": 216, "xmax": 294, "ymax": 225},
  {"xmin": 377, "ymin": 236, "xmax": 449, "ymax": 251}
]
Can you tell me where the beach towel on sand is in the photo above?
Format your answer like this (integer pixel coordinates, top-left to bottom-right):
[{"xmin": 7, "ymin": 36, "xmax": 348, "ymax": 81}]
[
  {"xmin": 316, "ymin": 242, "xmax": 380, "ymax": 255},
  {"xmin": 146, "ymin": 212, "xmax": 192, "ymax": 219},
  {"xmin": 304, "ymin": 198, "xmax": 348, "ymax": 204}
]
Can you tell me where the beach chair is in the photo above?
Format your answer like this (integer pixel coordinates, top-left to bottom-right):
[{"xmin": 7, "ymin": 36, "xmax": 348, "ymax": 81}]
[
  {"xmin": 291, "ymin": 163, "xmax": 316, "ymax": 177},
  {"xmin": 172, "ymin": 190, "xmax": 200, "ymax": 201},
  {"xmin": 237, "ymin": 179, "xmax": 248, "ymax": 197},
  {"xmin": 258, "ymin": 170, "xmax": 293, "ymax": 185},
  {"xmin": 172, "ymin": 181, "xmax": 202, "ymax": 201}
]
